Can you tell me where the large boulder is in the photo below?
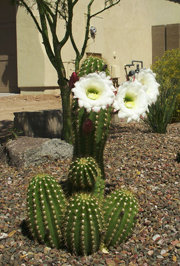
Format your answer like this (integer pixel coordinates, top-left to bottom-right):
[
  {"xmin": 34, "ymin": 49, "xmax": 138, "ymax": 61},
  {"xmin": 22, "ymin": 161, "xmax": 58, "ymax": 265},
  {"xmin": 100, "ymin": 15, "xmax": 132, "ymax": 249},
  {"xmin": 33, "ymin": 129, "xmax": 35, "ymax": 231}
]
[{"xmin": 2, "ymin": 136, "xmax": 73, "ymax": 168}]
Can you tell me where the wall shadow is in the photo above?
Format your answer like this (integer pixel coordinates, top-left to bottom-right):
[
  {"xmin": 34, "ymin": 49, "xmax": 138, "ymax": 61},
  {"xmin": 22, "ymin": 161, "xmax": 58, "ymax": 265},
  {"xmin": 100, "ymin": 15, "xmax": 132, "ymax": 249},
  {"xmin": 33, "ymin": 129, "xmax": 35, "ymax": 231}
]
[{"xmin": 0, "ymin": 0, "xmax": 19, "ymax": 93}]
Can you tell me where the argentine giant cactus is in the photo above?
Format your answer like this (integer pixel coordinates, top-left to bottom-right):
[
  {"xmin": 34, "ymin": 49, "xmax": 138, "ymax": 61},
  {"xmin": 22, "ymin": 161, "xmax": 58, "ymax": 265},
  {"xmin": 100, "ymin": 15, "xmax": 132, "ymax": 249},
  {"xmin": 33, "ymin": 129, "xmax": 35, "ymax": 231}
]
[
  {"xmin": 24, "ymin": 58, "xmax": 141, "ymax": 256},
  {"xmin": 27, "ymin": 174, "xmax": 67, "ymax": 248},
  {"xmin": 103, "ymin": 189, "xmax": 139, "ymax": 247},
  {"xmin": 62, "ymin": 193, "xmax": 104, "ymax": 255}
]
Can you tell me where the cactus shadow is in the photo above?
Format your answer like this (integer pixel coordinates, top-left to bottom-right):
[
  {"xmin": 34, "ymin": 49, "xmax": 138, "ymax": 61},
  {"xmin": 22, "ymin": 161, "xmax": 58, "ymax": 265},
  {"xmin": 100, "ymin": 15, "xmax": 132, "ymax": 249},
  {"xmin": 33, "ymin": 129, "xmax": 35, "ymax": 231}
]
[{"xmin": 20, "ymin": 219, "xmax": 34, "ymax": 240}]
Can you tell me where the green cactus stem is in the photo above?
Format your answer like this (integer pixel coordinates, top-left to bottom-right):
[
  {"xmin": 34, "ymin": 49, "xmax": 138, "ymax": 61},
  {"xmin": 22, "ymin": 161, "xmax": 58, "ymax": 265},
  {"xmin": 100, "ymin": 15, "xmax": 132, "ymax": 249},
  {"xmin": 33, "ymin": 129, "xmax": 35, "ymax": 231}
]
[
  {"xmin": 67, "ymin": 157, "xmax": 102, "ymax": 194},
  {"xmin": 103, "ymin": 189, "xmax": 139, "ymax": 248},
  {"xmin": 71, "ymin": 99, "xmax": 112, "ymax": 178},
  {"xmin": 62, "ymin": 193, "xmax": 104, "ymax": 255},
  {"xmin": 78, "ymin": 56, "xmax": 110, "ymax": 77},
  {"xmin": 92, "ymin": 174, "xmax": 105, "ymax": 205},
  {"xmin": 27, "ymin": 174, "xmax": 67, "ymax": 248}
]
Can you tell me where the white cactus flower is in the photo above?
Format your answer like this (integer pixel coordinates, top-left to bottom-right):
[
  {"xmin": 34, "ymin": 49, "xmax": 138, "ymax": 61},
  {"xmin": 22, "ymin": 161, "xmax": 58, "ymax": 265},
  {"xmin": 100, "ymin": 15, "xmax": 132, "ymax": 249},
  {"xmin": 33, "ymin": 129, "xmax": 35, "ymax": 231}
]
[
  {"xmin": 136, "ymin": 68, "xmax": 160, "ymax": 105},
  {"xmin": 72, "ymin": 72, "xmax": 115, "ymax": 112},
  {"xmin": 114, "ymin": 79, "xmax": 149, "ymax": 123}
]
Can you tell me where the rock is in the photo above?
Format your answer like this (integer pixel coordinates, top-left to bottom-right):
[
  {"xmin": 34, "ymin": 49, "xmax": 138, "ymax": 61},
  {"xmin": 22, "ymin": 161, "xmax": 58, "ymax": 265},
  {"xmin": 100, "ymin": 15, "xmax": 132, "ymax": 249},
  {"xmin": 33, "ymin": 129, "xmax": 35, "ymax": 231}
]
[
  {"xmin": 152, "ymin": 234, "xmax": 161, "ymax": 241},
  {"xmin": 2, "ymin": 136, "xmax": 73, "ymax": 168}
]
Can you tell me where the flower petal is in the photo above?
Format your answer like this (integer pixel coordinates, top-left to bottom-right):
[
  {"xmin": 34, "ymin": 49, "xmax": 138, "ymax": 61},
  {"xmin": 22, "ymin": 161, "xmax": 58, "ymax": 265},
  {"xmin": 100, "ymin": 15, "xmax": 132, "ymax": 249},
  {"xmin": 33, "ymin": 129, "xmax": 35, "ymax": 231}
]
[{"xmin": 136, "ymin": 68, "xmax": 160, "ymax": 105}]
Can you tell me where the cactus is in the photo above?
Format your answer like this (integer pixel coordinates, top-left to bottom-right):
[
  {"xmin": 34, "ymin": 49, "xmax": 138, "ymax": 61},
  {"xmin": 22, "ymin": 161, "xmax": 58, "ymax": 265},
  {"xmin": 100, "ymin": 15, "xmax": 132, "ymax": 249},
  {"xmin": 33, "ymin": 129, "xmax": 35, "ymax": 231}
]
[
  {"xmin": 71, "ymin": 99, "xmax": 112, "ymax": 178},
  {"xmin": 67, "ymin": 157, "xmax": 103, "ymax": 194},
  {"xmin": 62, "ymin": 193, "xmax": 104, "ymax": 255},
  {"xmin": 71, "ymin": 56, "xmax": 112, "ymax": 178},
  {"xmin": 27, "ymin": 174, "xmax": 67, "ymax": 248},
  {"xmin": 79, "ymin": 56, "xmax": 110, "ymax": 77},
  {"xmin": 103, "ymin": 189, "xmax": 139, "ymax": 247}
]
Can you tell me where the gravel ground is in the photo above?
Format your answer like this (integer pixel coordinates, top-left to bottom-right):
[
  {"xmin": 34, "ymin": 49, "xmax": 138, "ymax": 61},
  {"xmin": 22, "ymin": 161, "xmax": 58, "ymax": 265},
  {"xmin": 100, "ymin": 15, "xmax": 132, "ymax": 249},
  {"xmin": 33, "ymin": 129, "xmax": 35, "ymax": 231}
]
[{"xmin": 0, "ymin": 122, "xmax": 180, "ymax": 266}]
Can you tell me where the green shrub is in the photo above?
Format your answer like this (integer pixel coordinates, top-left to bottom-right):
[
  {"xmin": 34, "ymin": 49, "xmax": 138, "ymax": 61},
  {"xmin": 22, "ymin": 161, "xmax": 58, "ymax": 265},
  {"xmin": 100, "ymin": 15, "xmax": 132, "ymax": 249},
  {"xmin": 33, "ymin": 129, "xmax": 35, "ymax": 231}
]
[
  {"xmin": 142, "ymin": 80, "xmax": 180, "ymax": 133},
  {"xmin": 151, "ymin": 48, "xmax": 180, "ymax": 123}
]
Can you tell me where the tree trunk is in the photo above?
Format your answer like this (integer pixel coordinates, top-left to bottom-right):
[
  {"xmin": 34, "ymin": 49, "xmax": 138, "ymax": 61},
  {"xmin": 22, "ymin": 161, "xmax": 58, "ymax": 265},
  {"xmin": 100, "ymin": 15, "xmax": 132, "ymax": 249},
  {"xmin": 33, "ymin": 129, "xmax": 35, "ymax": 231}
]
[{"xmin": 58, "ymin": 80, "xmax": 72, "ymax": 144}]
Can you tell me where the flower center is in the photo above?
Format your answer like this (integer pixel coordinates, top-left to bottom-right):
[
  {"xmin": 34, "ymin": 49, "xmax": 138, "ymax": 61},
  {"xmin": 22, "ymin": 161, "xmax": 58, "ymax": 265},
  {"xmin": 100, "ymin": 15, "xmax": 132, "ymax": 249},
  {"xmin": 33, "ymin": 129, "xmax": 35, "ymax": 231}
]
[
  {"xmin": 140, "ymin": 78, "xmax": 145, "ymax": 85},
  {"xmin": 124, "ymin": 93, "xmax": 136, "ymax": 108},
  {"xmin": 86, "ymin": 87, "xmax": 101, "ymax": 100}
]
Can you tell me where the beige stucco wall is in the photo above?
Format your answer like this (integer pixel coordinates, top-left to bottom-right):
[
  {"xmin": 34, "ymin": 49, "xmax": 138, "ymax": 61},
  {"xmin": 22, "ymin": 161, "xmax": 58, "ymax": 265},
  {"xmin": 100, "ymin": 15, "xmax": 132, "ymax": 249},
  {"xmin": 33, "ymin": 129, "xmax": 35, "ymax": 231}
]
[
  {"xmin": 102, "ymin": 0, "xmax": 180, "ymax": 82},
  {"xmin": 16, "ymin": 0, "xmax": 180, "ymax": 93}
]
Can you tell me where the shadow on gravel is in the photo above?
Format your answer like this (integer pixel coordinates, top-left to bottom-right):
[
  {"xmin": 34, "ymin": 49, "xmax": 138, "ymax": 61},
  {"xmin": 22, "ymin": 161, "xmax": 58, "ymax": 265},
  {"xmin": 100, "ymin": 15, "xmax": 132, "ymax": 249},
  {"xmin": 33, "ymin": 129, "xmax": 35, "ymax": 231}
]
[
  {"xmin": 20, "ymin": 220, "xmax": 34, "ymax": 240},
  {"xmin": 0, "ymin": 120, "xmax": 14, "ymax": 144},
  {"xmin": 110, "ymin": 123, "xmax": 150, "ymax": 136}
]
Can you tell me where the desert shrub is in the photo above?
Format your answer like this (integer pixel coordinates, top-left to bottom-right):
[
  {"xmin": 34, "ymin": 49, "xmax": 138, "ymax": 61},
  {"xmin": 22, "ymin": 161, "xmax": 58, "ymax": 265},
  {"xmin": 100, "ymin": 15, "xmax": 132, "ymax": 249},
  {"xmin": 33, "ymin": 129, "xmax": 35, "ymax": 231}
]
[
  {"xmin": 142, "ymin": 78, "xmax": 180, "ymax": 133},
  {"xmin": 151, "ymin": 48, "xmax": 180, "ymax": 123}
]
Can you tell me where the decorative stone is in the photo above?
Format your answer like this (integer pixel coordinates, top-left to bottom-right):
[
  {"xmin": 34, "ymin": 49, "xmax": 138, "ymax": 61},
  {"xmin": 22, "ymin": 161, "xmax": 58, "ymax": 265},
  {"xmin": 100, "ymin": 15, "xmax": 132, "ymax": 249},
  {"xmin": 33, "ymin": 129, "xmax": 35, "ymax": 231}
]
[{"xmin": 2, "ymin": 136, "xmax": 73, "ymax": 168}]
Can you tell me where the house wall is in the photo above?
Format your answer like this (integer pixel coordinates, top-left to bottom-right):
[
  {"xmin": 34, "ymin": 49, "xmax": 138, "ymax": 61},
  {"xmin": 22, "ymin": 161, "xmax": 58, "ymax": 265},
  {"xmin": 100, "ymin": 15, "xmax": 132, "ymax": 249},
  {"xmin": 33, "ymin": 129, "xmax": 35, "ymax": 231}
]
[
  {"xmin": 2, "ymin": 0, "xmax": 180, "ymax": 94},
  {"xmin": 102, "ymin": 0, "xmax": 180, "ymax": 82}
]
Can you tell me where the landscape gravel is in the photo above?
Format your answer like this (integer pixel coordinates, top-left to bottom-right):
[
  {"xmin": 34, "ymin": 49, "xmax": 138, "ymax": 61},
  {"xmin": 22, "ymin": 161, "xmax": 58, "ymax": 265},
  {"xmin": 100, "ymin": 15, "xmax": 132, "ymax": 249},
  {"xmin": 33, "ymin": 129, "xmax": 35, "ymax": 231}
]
[{"xmin": 0, "ymin": 121, "xmax": 180, "ymax": 266}]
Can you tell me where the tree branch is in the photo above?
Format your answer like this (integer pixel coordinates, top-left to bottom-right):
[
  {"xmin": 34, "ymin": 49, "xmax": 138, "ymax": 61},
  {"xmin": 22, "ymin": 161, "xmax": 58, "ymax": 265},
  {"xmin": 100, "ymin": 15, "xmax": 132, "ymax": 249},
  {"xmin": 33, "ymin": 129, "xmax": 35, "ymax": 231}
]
[
  {"xmin": 13, "ymin": 0, "xmax": 42, "ymax": 33},
  {"xmin": 36, "ymin": 0, "xmax": 56, "ymax": 68},
  {"xmin": 81, "ymin": 0, "xmax": 94, "ymax": 58},
  {"xmin": 91, "ymin": 0, "xmax": 121, "ymax": 18},
  {"xmin": 72, "ymin": 0, "xmax": 79, "ymax": 6},
  {"xmin": 59, "ymin": 0, "xmax": 73, "ymax": 48}
]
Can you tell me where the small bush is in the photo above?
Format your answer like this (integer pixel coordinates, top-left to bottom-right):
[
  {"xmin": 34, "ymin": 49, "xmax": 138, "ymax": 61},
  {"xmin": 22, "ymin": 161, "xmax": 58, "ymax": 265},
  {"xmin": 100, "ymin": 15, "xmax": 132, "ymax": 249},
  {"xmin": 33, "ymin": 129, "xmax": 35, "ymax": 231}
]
[{"xmin": 151, "ymin": 48, "xmax": 180, "ymax": 123}]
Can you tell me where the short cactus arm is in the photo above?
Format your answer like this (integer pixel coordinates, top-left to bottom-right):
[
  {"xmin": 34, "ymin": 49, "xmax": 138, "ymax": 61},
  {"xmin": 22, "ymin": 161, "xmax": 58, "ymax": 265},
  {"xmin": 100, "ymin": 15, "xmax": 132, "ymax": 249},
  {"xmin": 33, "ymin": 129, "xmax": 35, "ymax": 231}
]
[
  {"xmin": 103, "ymin": 189, "xmax": 139, "ymax": 247},
  {"xmin": 67, "ymin": 157, "xmax": 103, "ymax": 195},
  {"xmin": 27, "ymin": 174, "xmax": 67, "ymax": 248},
  {"xmin": 63, "ymin": 194, "xmax": 104, "ymax": 255}
]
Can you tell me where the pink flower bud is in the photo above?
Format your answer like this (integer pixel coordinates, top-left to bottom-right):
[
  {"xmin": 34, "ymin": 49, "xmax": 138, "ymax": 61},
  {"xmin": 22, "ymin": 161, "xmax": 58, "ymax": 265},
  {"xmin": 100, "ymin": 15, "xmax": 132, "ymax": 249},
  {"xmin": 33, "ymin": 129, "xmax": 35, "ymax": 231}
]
[
  {"xmin": 82, "ymin": 119, "xmax": 94, "ymax": 135},
  {"xmin": 69, "ymin": 72, "xmax": 79, "ymax": 89}
]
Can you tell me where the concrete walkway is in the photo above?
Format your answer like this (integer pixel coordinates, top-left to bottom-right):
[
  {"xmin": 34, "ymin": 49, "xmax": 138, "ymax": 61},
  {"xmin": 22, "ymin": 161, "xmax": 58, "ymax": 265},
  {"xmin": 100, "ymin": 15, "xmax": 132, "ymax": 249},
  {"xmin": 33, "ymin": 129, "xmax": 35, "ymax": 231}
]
[{"xmin": 0, "ymin": 93, "xmax": 19, "ymax": 97}]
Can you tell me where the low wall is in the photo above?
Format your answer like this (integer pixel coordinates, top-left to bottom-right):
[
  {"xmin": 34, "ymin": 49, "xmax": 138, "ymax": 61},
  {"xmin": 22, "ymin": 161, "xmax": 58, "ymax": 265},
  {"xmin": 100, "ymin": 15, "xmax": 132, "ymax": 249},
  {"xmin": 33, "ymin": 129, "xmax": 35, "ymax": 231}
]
[
  {"xmin": 14, "ymin": 109, "xmax": 120, "ymax": 139},
  {"xmin": 14, "ymin": 109, "xmax": 63, "ymax": 138}
]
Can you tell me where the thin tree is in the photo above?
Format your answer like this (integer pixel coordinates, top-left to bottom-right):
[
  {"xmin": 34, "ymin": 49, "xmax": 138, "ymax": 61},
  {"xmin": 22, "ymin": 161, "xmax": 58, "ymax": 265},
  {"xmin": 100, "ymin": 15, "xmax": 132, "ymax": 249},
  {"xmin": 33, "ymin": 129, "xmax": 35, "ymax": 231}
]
[{"xmin": 12, "ymin": 0, "xmax": 121, "ymax": 143}]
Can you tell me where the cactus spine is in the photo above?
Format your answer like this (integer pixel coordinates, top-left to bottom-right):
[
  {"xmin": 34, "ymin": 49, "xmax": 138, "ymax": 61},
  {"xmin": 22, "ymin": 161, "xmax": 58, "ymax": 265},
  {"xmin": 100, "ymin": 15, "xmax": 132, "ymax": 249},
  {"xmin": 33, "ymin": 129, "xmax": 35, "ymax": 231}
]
[
  {"xmin": 103, "ymin": 189, "xmax": 139, "ymax": 247},
  {"xmin": 27, "ymin": 174, "xmax": 67, "ymax": 248},
  {"xmin": 79, "ymin": 56, "xmax": 110, "ymax": 77},
  {"xmin": 62, "ymin": 193, "xmax": 104, "ymax": 255}
]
